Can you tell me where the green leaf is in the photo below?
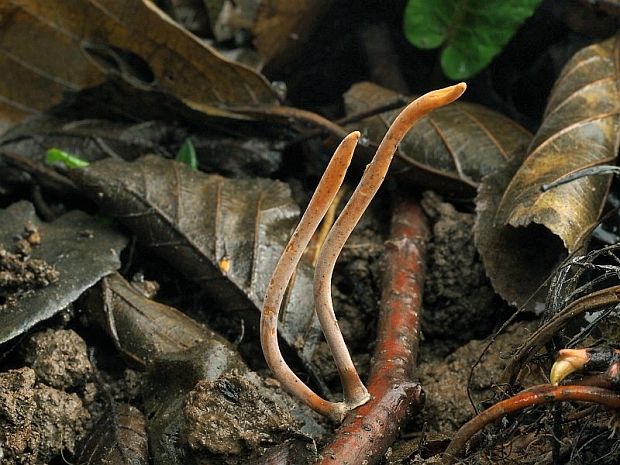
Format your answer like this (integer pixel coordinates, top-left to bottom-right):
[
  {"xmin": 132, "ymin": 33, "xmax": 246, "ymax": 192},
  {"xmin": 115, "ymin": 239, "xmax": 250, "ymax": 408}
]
[
  {"xmin": 175, "ymin": 139, "xmax": 197, "ymax": 171},
  {"xmin": 46, "ymin": 148, "xmax": 90, "ymax": 169},
  {"xmin": 403, "ymin": 0, "xmax": 543, "ymax": 79},
  {"xmin": 404, "ymin": 0, "xmax": 454, "ymax": 49}
]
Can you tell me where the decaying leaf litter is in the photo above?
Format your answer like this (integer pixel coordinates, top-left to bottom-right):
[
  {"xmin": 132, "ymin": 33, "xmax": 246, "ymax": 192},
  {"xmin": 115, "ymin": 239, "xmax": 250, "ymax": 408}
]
[{"xmin": 0, "ymin": 1, "xmax": 619, "ymax": 464}]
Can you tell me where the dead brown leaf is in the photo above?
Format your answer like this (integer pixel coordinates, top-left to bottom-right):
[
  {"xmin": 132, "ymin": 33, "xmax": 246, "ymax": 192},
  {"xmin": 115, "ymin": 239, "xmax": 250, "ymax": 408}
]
[
  {"xmin": 83, "ymin": 272, "xmax": 213, "ymax": 368},
  {"xmin": 0, "ymin": 0, "xmax": 277, "ymax": 129},
  {"xmin": 495, "ymin": 34, "xmax": 620, "ymax": 252},
  {"xmin": 71, "ymin": 155, "xmax": 322, "ymax": 367},
  {"xmin": 344, "ymin": 82, "xmax": 532, "ymax": 197},
  {"xmin": 75, "ymin": 404, "xmax": 148, "ymax": 465},
  {"xmin": 475, "ymin": 146, "xmax": 566, "ymax": 308},
  {"xmin": 253, "ymin": 0, "xmax": 332, "ymax": 72},
  {"xmin": 476, "ymin": 34, "xmax": 620, "ymax": 308}
]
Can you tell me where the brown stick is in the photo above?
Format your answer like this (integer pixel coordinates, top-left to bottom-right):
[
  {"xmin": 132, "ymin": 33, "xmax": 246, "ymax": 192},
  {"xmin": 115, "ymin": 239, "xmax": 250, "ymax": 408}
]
[
  {"xmin": 443, "ymin": 384, "xmax": 620, "ymax": 465},
  {"xmin": 318, "ymin": 196, "xmax": 428, "ymax": 464}
]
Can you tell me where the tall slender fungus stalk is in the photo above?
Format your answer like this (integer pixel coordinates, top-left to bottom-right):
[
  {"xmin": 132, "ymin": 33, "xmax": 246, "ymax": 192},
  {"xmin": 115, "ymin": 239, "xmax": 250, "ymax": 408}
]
[{"xmin": 261, "ymin": 83, "xmax": 467, "ymax": 422}]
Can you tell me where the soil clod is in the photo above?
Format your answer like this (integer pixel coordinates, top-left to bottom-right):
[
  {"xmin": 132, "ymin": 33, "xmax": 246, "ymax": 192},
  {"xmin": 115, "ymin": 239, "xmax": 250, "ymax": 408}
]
[{"xmin": 184, "ymin": 371, "xmax": 297, "ymax": 460}]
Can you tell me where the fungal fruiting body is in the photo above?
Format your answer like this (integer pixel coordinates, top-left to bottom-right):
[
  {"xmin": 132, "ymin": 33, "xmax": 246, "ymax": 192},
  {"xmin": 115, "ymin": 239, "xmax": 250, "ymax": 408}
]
[{"xmin": 261, "ymin": 83, "xmax": 467, "ymax": 421}]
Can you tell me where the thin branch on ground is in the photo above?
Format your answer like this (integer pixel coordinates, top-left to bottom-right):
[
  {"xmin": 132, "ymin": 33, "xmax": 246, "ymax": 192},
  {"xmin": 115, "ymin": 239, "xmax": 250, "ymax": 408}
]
[
  {"xmin": 442, "ymin": 384, "xmax": 620, "ymax": 465},
  {"xmin": 318, "ymin": 196, "xmax": 428, "ymax": 464}
]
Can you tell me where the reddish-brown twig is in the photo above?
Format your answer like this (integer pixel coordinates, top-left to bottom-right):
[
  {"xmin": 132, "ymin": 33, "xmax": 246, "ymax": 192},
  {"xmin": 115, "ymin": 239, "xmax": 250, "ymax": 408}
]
[
  {"xmin": 442, "ymin": 384, "xmax": 620, "ymax": 465},
  {"xmin": 319, "ymin": 197, "xmax": 428, "ymax": 464}
]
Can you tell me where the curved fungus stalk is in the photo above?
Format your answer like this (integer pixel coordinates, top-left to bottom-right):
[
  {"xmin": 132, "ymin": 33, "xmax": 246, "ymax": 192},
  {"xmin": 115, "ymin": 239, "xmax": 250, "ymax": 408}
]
[{"xmin": 260, "ymin": 83, "xmax": 467, "ymax": 422}]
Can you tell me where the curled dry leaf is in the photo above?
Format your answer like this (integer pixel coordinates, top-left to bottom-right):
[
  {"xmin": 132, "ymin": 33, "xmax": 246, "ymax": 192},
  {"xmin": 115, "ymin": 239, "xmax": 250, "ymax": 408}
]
[
  {"xmin": 496, "ymin": 34, "xmax": 620, "ymax": 250},
  {"xmin": 476, "ymin": 34, "xmax": 620, "ymax": 308},
  {"xmin": 71, "ymin": 155, "xmax": 321, "ymax": 365},
  {"xmin": 0, "ymin": 0, "xmax": 277, "ymax": 129},
  {"xmin": 344, "ymin": 82, "xmax": 532, "ymax": 197},
  {"xmin": 0, "ymin": 201, "xmax": 127, "ymax": 344}
]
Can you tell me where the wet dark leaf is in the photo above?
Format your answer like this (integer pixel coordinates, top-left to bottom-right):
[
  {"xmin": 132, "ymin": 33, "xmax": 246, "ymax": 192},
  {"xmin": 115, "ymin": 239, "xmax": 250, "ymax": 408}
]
[
  {"xmin": 0, "ymin": 116, "xmax": 280, "ymax": 200},
  {"xmin": 71, "ymin": 155, "xmax": 321, "ymax": 364},
  {"xmin": 83, "ymin": 272, "xmax": 211, "ymax": 368},
  {"xmin": 0, "ymin": 201, "xmax": 127, "ymax": 344},
  {"xmin": 477, "ymin": 35, "xmax": 620, "ymax": 308},
  {"xmin": 0, "ymin": 116, "xmax": 179, "ymax": 173},
  {"xmin": 0, "ymin": 115, "xmax": 283, "ymax": 195},
  {"xmin": 0, "ymin": 0, "xmax": 277, "ymax": 128},
  {"xmin": 75, "ymin": 403, "xmax": 148, "ymax": 465},
  {"xmin": 252, "ymin": 0, "xmax": 333, "ymax": 72},
  {"xmin": 344, "ymin": 82, "xmax": 532, "ymax": 197}
]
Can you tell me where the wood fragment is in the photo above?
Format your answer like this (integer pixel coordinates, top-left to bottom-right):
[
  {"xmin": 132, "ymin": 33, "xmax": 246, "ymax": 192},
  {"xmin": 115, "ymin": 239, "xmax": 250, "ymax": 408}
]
[{"xmin": 318, "ymin": 197, "xmax": 428, "ymax": 464}]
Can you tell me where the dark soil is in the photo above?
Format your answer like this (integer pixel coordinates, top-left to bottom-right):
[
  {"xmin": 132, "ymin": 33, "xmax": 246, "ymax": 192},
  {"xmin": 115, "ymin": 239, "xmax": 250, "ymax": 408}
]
[
  {"xmin": 417, "ymin": 321, "xmax": 540, "ymax": 434},
  {"xmin": 0, "ymin": 224, "xmax": 58, "ymax": 310},
  {"xmin": 420, "ymin": 191, "xmax": 507, "ymax": 354}
]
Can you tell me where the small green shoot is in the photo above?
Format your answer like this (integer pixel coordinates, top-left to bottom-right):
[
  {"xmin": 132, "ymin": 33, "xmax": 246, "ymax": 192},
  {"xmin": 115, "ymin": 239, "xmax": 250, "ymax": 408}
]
[
  {"xmin": 46, "ymin": 148, "xmax": 90, "ymax": 169},
  {"xmin": 175, "ymin": 139, "xmax": 197, "ymax": 171}
]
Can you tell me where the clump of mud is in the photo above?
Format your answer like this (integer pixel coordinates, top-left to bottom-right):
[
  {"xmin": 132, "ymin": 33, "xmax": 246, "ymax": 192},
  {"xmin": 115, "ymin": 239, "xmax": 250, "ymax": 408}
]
[
  {"xmin": 421, "ymin": 191, "xmax": 500, "ymax": 351},
  {"xmin": 0, "ymin": 367, "xmax": 90, "ymax": 465},
  {"xmin": 0, "ymin": 224, "xmax": 59, "ymax": 310},
  {"xmin": 0, "ymin": 328, "xmax": 96, "ymax": 465},
  {"xmin": 184, "ymin": 371, "xmax": 297, "ymax": 461},
  {"xmin": 22, "ymin": 328, "xmax": 92, "ymax": 389}
]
